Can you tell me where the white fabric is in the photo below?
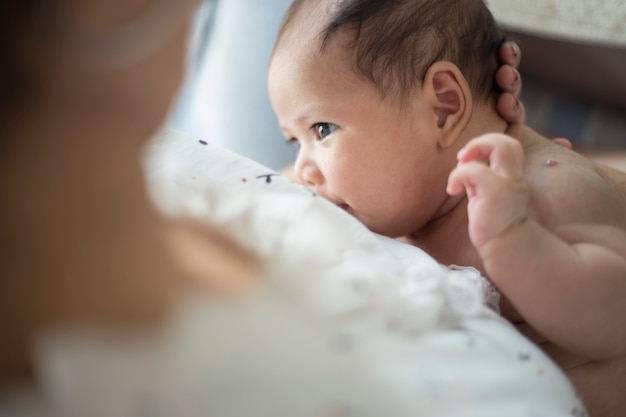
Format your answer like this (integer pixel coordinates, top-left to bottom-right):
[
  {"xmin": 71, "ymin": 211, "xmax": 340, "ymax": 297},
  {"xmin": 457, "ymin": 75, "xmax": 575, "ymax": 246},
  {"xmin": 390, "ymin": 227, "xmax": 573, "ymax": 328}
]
[{"xmin": 0, "ymin": 129, "xmax": 586, "ymax": 417}]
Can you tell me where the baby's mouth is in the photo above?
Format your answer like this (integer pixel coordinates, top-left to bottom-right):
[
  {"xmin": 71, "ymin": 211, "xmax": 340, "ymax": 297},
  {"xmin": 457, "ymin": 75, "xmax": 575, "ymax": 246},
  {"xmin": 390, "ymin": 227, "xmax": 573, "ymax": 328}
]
[{"xmin": 337, "ymin": 203, "xmax": 352, "ymax": 214}]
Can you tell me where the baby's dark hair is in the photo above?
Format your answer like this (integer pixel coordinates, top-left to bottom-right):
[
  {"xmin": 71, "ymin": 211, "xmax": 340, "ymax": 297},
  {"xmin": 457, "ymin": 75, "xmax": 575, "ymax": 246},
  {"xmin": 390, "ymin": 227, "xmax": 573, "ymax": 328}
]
[{"xmin": 280, "ymin": 0, "xmax": 506, "ymax": 104}]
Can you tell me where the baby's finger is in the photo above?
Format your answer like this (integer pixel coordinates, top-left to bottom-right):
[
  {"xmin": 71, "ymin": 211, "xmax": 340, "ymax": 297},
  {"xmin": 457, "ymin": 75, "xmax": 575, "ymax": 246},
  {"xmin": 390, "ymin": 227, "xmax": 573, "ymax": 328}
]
[
  {"xmin": 447, "ymin": 160, "xmax": 496, "ymax": 198},
  {"xmin": 458, "ymin": 134, "xmax": 524, "ymax": 178},
  {"xmin": 457, "ymin": 135, "xmax": 497, "ymax": 163},
  {"xmin": 447, "ymin": 165, "xmax": 467, "ymax": 196}
]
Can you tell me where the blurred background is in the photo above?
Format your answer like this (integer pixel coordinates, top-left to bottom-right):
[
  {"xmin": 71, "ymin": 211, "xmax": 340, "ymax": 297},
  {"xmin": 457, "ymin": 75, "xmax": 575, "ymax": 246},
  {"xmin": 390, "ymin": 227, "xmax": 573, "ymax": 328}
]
[
  {"xmin": 489, "ymin": 0, "xmax": 626, "ymax": 149},
  {"xmin": 169, "ymin": 0, "xmax": 626, "ymax": 171},
  {"xmin": 489, "ymin": 0, "xmax": 626, "ymax": 171}
]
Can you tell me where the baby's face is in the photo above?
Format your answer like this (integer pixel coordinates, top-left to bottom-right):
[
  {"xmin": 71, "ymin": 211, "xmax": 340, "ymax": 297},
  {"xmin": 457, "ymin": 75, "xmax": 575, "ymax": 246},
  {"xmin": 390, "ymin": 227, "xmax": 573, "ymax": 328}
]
[{"xmin": 268, "ymin": 32, "xmax": 454, "ymax": 238}]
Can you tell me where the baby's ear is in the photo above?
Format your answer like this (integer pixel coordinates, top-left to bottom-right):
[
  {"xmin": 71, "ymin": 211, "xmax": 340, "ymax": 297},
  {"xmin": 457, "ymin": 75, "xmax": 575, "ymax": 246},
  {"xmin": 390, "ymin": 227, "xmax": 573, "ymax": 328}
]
[{"xmin": 422, "ymin": 61, "xmax": 472, "ymax": 148}]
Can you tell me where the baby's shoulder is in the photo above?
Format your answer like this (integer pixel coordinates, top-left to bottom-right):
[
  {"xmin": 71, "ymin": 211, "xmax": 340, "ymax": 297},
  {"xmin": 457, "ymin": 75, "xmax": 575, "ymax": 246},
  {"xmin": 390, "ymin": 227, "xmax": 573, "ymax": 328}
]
[{"xmin": 522, "ymin": 139, "xmax": 625, "ymax": 228}]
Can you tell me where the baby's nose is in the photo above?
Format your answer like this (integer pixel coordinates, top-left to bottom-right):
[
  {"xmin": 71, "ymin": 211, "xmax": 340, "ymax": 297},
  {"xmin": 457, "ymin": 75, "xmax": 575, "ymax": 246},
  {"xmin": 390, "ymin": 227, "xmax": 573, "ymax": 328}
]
[{"xmin": 295, "ymin": 155, "xmax": 323, "ymax": 189}]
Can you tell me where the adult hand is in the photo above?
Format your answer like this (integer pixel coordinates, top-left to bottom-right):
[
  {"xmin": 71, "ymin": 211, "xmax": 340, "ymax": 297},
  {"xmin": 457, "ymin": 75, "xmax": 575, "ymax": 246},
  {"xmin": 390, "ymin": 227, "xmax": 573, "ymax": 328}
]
[
  {"xmin": 496, "ymin": 41, "xmax": 525, "ymax": 124},
  {"xmin": 497, "ymin": 42, "xmax": 573, "ymax": 149}
]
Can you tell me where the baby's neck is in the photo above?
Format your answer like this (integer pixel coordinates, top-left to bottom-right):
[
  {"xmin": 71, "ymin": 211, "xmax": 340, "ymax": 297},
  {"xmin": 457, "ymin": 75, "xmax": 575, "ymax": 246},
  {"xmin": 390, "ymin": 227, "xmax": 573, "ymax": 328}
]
[
  {"xmin": 403, "ymin": 105, "xmax": 508, "ymax": 264},
  {"xmin": 428, "ymin": 104, "xmax": 508, "ymax": 222},
  {"xmin": 462, "ymin": 103, "xmax": 508, "ymax": 144}
]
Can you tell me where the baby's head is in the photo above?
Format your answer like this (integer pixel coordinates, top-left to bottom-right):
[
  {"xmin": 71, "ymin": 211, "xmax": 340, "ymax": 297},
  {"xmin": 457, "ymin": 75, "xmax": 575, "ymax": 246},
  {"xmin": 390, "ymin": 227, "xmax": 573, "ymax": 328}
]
[
  {"xmin": 275, "ymin": 0, "xmax": 504, "ymax": 104},
  {"xmin": 268, "ymin": 0, "xmax": 507, "ymax": 238}
]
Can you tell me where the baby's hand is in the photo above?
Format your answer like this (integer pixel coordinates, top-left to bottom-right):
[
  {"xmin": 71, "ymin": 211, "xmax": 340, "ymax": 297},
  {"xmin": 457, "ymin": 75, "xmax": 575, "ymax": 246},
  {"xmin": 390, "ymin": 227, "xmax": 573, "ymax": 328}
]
[{"xmin": 447, "ymin": 134, "xmax": 530, "ymax": 249}]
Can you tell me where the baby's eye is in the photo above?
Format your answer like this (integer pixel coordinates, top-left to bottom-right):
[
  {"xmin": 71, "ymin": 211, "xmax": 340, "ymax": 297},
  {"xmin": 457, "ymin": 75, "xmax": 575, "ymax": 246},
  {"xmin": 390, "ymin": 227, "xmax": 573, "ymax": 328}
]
[{"xmin": 313, "ymin": 123, "xmax": 339, "ymax": 140}]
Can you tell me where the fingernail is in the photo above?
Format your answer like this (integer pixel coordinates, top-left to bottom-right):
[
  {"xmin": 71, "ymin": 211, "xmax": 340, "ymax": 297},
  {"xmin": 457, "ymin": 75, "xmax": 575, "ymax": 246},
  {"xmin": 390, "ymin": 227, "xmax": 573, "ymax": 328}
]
[
  {"xmin": 509, "ymin": 75, "xmax": 519, "ymax": 91},
  {"xmin": 511, "ymin": 44, "xmax": 519, "ymax": 58}
]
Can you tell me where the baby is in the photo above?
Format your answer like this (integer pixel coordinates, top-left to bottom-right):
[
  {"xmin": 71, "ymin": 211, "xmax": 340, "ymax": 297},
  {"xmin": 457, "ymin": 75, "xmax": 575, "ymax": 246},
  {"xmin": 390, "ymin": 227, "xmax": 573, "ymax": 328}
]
[{"xmin": 268, "ymin": 0, "xmax": 626, "ymax": 415}]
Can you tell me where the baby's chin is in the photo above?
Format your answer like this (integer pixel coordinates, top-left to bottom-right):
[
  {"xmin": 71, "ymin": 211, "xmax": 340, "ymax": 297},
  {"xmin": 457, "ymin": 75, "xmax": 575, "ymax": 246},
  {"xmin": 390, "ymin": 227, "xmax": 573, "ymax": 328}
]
[
  {"xmin": 363, "ymin": 217, "xmax": 409, "ymax": 240},
  {"xmin": 334, "ymin": 204, "xmax": 402, "ymax": 238},
  {"xmin": 337, "ymin": 206, "xmax": 383, "ymax": 234}
]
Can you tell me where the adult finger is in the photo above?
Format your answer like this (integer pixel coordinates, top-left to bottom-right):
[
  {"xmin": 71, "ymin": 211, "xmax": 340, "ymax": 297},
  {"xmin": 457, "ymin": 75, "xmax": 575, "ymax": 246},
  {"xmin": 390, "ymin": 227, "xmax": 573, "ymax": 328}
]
[
  {"xmin": 497, "ymin": 92, "xmax": 526, "ymax": 124},
  {"xmin": 499, "ymin": 41, "xmax": 521, "ymax": 69},
  {"xmin": 496, "ymin": 65, "xmax": 522, "ymax": 96}
]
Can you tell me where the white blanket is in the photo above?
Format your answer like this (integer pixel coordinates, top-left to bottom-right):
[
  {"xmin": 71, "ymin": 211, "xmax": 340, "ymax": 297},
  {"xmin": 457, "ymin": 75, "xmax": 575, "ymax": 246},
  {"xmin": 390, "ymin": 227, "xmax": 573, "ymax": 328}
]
[{"xmin": 1, "ymin": 129, "xmax": 586, "ymax": 417}]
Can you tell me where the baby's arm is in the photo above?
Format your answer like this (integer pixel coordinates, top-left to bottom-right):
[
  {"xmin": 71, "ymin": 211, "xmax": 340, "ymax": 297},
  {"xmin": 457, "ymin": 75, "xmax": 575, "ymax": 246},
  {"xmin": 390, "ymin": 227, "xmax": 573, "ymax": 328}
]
[{"xmin": 447, "ymin": 133, "xmax": 626, "ymax": 360}]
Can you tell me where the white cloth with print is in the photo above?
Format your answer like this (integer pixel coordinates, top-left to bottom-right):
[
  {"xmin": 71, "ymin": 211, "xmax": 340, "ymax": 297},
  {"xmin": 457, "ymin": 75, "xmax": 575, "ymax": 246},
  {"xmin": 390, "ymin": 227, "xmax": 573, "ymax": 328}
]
[{"xmin": 0, "ymin": 129, "xmax": 586, "ymax": 417}]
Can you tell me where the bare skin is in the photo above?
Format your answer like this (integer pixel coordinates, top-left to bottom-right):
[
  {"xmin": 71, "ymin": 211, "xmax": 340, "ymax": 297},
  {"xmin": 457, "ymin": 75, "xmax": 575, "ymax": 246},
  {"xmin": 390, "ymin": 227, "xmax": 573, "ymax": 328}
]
[
  {"xmin": 438, "ymin": 124, "xmax": 626, "ymax": 417},
  {"xmin": 269, "ymin": 5, "xmax": 626, "ymax": 413}
]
